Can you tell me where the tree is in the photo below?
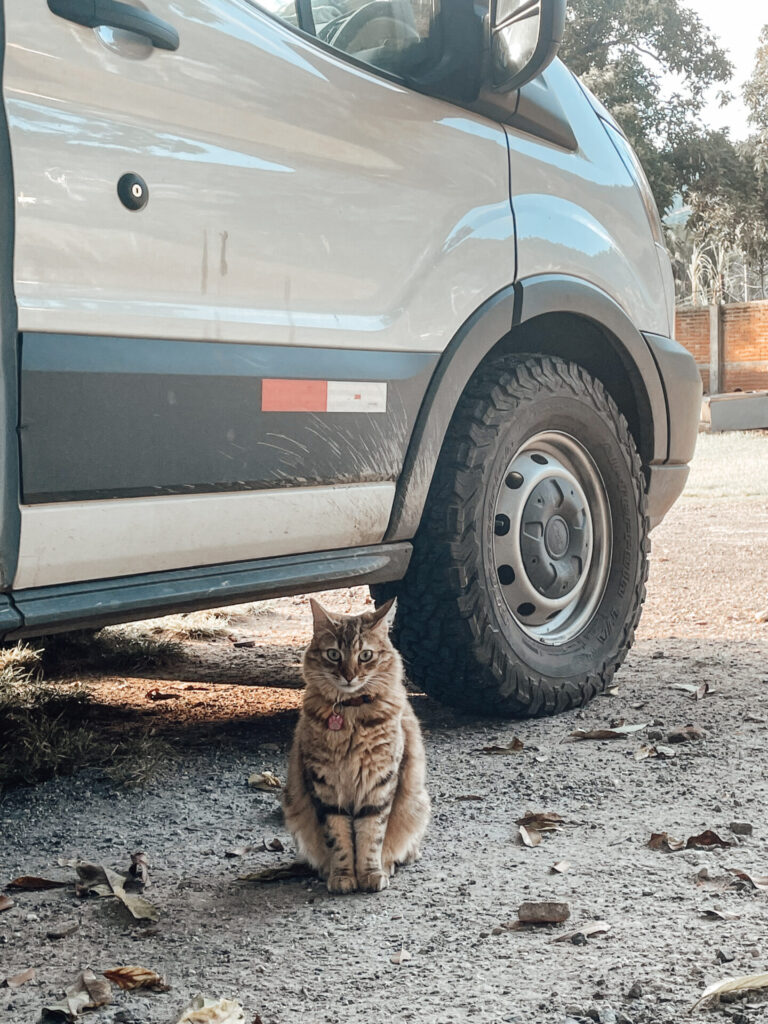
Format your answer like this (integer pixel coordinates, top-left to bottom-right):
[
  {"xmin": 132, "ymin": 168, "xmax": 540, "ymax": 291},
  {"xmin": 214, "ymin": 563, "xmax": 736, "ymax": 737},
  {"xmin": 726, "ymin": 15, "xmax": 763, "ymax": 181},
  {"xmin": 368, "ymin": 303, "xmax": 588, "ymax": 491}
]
[
  {"xmin": 744, "ymin": 26, "xmax": 768, "ymax": 175},
  {"xmin": 680, "ymin": 24, "xmax": 768, "ymax": 302},
  {"xmin": 559, "ymin": 0, "xmax": 732, "ymax": 214}
]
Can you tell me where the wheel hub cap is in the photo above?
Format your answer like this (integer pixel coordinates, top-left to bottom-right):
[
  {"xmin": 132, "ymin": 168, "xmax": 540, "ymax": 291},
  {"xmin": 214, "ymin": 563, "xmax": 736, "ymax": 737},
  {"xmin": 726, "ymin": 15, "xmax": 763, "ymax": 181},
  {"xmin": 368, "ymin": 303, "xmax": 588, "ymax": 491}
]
[
  {"xmin": 491, "ymin": 432, "xmax": 612, "ymax": 645},
  {"xmin": 520, "ymin": 480, "xmax": 590, "ymax": 599}
]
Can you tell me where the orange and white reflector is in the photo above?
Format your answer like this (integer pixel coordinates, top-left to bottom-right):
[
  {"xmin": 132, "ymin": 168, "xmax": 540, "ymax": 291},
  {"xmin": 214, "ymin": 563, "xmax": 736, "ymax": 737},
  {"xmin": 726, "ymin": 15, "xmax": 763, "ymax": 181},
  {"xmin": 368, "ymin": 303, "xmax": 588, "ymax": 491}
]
[{"xmin": 262, "ymin": 379, "xmax": 387, "ymax": 413}]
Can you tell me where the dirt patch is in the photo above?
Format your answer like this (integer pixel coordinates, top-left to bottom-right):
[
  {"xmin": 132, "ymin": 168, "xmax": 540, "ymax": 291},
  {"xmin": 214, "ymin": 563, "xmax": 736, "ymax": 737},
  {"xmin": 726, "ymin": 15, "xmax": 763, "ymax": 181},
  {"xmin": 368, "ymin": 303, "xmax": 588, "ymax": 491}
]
[{"xmin": 1, "ymin": 433, "xmax": 768, "ymax": 1024}]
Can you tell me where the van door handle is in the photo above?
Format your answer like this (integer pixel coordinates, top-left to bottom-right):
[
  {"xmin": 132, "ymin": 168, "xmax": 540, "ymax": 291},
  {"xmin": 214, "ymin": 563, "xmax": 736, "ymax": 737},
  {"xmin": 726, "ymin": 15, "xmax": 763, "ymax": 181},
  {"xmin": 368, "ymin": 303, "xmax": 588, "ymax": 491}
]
[{"xmin": 48, "ymin": 0, "xmax": 180, "ymax": 51}]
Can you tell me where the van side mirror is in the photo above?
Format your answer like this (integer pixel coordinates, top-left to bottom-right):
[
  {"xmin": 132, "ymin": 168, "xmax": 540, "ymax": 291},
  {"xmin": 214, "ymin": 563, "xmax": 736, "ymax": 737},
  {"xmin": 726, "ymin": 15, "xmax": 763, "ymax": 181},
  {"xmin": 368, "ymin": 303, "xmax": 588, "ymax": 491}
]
[{"xmin": 488, "ymin": 0, "xmax": 566, "ymax": 91}]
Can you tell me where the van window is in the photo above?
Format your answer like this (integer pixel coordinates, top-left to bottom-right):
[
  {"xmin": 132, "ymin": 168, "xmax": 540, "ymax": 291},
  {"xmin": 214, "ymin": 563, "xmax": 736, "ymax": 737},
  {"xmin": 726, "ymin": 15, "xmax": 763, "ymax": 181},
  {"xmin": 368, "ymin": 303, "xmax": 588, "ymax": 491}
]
[{"xmin": 255, "ymin": 1, "xmax": 438, "ymax": 78}]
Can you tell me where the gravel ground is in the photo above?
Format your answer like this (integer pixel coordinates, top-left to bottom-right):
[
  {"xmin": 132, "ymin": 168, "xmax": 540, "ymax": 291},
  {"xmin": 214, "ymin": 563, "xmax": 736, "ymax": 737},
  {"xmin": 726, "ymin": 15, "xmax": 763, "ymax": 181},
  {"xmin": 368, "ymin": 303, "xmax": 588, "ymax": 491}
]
[{"xmin": 2, "ymin": 431, "xmax": 768, "ymax": 1024}]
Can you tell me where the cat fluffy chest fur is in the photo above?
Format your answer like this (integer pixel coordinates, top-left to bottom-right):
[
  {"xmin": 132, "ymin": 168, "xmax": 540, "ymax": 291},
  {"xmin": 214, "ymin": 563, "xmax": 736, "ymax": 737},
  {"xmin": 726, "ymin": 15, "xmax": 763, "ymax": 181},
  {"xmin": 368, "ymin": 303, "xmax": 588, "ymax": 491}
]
[{"xmin": 283, "ymin": 598, "xmax": 430, "ymax": 894}]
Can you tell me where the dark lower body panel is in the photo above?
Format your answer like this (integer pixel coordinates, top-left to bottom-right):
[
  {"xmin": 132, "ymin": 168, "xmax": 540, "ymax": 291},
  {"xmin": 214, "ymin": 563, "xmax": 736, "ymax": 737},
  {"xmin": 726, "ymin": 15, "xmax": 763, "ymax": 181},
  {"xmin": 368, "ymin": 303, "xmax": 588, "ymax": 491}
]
[
  {"xmin": 20, "ymin": 332, "xmax": 438, "ymax": 503},
  {"xmin": 2, "ymin": 542, "xmax": 411, "ymax": 640}
]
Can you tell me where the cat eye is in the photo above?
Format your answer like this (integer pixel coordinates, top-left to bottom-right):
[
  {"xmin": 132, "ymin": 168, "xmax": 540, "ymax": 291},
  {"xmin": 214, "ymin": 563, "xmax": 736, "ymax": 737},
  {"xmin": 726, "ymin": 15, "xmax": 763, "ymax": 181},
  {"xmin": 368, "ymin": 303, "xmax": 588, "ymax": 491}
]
[
  {"xmin": 359, "ymin": 649, "xmax": 374, "ymax": 663},
  {"xmin": 325, "ymin": 648, "xmax": 341, "ymax": 662}
]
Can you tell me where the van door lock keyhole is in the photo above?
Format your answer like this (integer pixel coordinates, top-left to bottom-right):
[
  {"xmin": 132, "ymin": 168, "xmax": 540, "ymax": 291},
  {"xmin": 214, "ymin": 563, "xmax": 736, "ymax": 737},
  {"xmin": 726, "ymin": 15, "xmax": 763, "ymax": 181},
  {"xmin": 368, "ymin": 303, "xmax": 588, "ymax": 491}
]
[{"xmin": 117, "ymin": 172, "xmax": 149, "ymax": 211}]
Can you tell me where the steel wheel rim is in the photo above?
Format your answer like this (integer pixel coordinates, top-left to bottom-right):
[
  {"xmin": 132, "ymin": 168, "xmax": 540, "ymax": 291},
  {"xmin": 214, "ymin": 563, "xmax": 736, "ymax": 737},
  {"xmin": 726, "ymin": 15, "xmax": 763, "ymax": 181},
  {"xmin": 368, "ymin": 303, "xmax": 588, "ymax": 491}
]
[{"xmin": 491, "ymin": 430, "xmax": 612, "ymax": 645}]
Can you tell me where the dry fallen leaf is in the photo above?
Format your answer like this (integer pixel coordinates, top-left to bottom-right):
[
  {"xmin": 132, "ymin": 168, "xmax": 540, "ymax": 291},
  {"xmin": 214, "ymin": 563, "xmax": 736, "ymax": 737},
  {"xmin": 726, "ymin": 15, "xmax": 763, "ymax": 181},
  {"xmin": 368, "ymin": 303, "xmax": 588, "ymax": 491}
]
[
  {"xmin": 516, "ymin": 811, "xmax": 563, "ymax": 832},
  {"xmin": 648, "ymin": 831, "xmax": 685, "ymax": 852},
  {"xmin": 518, "ymin": 901, "xmax": 570, "ymax": 924},
  {"xmin": 696, "ymin": 868, "xmax": 739, "ymax": 893},
  {"xmin": 224, "ymin": 846, "xmax": 253, "ymax": 859},
  {"xmin": 551, "ymin": 861, "xmax": 571, "ymax": 874},
  {"xmin": 480, "ymin": 737, "xmax": 525, "ymax": 754},
  {"xmin": 518, "ymin": 825, "xmax": 542, "ymax": 848},
  {"xmin": 6, "ymin": 875, "xmax": 68, "ymax": 891},
  {"xmin": 455, "ymin": 795, "xmax": 483, "ymax": 802},
  {"xmin": 42, "ymin": 968, "xmax": 112, "ymax": 1022},
  {"xmin": 667, "ymin": 724, "xmax": 705, "ymax": 743},
  {"xmin": 686, "ymin": 830, "xmax": 731, "ymax": 850},
  {"xmin": 755, "ymin": 607, "xmax": 768, "ymax": 624},
  {"xmin": 691, "ymin": 971, "xmax": 768, "ymax": 1011},
  {"xmin": 173, "ymin": 994, "xmax": 246, "ymax": 1024},
  {"xmin": 46, "ymin": 921, "xmax": 79, "ymax": 940},
  {"xmin": 263, "ymin": 837, "xmax": 284, "ymax": 853},
  {"xmin": 0, "ymin": 894, "xmax": 14, "ymax": 912},
  {"xmin": 75, "ymin": 863, "xmax": 159, "ymax": 921},
  {"xmin": 128, "ymin": 851, "xmax": 150, "ymax": 888},
  {"xmin": 103, "ymin": 966, "xmax": 169, "ymax": 992},
  {"xmin": 247, "ymin": 771, "xmax": 282, "ymax": 792},
  {"xmin": 552, "ymin": 920, "xmax": 611, "ymax": 943},
  {"xmin": 74, "ymin": 862, "xmax": 112, "ymax": 898},
  {"xmin": 571, "ymin": 723, "xmax": 647, "ymax": 740},
  {"xmin": 390, "ymin": 947, "xmax": 412, "ymax": 965},
  {"xmin": 634, "ymin": 744, "xmax": 677, "ymax": 761},
  {"xmin": 2, "ymin": 967, "xmax": 35, "ymax": 989},
  {"xmin": 701, "ymin": 908, "xmax": 741, "ymax": 921},
  {"xmin": 728, "ymin": 869, "xmax": 768, "ymax": 891},
  {"xmin": 145, "ymin": 687, "xmax": 181, "ymax": 701},
  {"xmin": 669, "ymin": 682, "xmax": 713, "ymax": 700},
  {"xmin": 238, "ymin": 862, "xmax": 315, "ymax": 884}
]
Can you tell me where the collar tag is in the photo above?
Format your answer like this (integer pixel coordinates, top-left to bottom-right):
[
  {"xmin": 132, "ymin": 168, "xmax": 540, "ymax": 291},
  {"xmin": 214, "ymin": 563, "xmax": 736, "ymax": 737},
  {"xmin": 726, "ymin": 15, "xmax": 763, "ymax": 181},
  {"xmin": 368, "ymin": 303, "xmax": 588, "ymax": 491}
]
[{"xmin": 327, "ymin": 712, "xmax": 344, "ymax": 731}]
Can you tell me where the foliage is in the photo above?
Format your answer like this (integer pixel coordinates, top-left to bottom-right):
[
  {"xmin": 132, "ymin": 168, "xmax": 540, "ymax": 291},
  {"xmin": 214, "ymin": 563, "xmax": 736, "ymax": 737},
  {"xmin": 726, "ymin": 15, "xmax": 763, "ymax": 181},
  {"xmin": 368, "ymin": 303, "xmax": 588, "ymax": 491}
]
[
  {"xmin": 678, "ymin": 25, "xmax": 768, "ymax": 304},
  {"xmin": 560, "ymin": 0, "xmax": 733, "ymax": 215}
]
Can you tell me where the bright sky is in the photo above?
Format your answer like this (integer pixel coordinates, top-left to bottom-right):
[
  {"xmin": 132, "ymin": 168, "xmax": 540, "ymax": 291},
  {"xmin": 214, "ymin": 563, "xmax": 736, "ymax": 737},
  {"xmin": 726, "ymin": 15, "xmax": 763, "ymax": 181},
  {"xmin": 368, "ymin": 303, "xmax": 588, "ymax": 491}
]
[{"xmin": 682, "ymin": 0, "xmax": 767, "ymax": 139}]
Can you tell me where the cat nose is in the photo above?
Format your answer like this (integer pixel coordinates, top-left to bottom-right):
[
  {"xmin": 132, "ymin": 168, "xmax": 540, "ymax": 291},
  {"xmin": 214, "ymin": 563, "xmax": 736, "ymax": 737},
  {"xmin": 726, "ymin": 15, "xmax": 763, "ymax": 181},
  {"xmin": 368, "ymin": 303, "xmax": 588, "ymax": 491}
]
[{"xmin": 341, "ymin": 668, "xmax": 354, "ymax": 682}]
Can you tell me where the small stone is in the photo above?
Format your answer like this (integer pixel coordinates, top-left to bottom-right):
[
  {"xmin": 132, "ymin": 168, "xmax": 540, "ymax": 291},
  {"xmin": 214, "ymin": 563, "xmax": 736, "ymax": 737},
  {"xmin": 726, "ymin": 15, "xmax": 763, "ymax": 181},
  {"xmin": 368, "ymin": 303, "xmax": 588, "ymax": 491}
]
[
  {"xmin": 571, "ymin": 932, "xmax": 588, "ymax": 946},
  {"xmin": 492, "ymin": 926, "xmax": 505, "ymax": 936},
  {"xmin": 716, "ymin": 948, "xmax": 736, "ymax": 963},
  {"xmin": 479, "ymin": 931, "xmax": 490, "ymax": 938},
  {"xmin": 647, "ymin": 729, "xmax": 664, "ymax": 742},
  {"xmin": 749, "ymin": 946, "xmax": 761, "ymax": 958},
  {"xmin": 599, "ymin": 1010, "xmax": 617, "ymax": 1024},
  {"xmin": 518, "ymin": 901, "xmax": 570, "ymax": 924},
  {"xmin": 730, "ymin": 821, "xmax": 753, "ymax": 836},
  {"xmin": 627, "ymin": 982, "xmax": 643, "ymax": 999}
]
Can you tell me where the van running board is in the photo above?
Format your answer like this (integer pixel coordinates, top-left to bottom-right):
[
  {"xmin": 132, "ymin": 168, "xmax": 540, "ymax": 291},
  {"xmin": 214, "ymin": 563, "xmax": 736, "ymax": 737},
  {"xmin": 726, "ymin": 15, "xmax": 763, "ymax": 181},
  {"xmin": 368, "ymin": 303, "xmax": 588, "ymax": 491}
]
[{"xmin": 3, "ymin": 542, "xmax": 412, "ymax": 639}]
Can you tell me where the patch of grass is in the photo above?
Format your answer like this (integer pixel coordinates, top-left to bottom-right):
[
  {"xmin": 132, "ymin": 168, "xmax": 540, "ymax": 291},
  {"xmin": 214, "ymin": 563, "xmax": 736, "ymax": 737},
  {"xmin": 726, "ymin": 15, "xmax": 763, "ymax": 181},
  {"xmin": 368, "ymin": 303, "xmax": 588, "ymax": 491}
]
[
  {"xmin": 107, "ymin": 728, "xmax": 175, "ymax": 788},
  {"xmin": 146, "ymin": 609, "xmax": 234, "ymax": 641},
  {"xmin": 0, "ymin": 644, "xmax": 173, "ymax": 791},
  {"xmin": 42, "ymin": 625, "xmax": 183, "ymax": 672}
]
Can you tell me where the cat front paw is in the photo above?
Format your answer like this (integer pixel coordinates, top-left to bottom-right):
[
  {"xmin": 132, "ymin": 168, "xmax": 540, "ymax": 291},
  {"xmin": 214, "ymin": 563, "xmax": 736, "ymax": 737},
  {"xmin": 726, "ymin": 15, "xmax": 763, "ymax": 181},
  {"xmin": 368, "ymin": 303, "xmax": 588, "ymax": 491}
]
[
  {"xmin": 327, "ymin": 872, "xmax": 358, "ymax": 895},
  {"xmin": 359, "ymin": 870, "xmax": 389, "ymax": 893}
]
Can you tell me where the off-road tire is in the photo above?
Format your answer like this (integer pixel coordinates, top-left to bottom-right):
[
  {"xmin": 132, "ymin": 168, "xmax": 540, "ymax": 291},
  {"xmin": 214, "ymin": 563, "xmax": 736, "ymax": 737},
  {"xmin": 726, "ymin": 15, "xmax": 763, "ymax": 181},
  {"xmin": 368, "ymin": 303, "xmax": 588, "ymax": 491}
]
[{"xmin": 373, "ymin": 354, "xmax": 649, "ymax": 716}]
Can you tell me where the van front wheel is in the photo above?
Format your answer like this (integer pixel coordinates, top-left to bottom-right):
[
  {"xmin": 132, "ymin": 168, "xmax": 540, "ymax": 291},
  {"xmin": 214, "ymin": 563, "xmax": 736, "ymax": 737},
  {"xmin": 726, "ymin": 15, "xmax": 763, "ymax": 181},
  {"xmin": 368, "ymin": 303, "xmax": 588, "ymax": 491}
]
[{"xmin": 376, "ymin": 354, "xmax": 648, "ymax": 717}]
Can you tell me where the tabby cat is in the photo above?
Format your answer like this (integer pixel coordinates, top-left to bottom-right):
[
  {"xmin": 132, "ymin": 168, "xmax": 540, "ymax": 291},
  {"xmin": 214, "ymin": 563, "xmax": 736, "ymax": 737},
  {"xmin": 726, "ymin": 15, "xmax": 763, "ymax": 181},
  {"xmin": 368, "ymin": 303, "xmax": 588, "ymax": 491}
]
[{"xmin": 283, "ymin": 598, "xmax": 430, "ymax": 893}]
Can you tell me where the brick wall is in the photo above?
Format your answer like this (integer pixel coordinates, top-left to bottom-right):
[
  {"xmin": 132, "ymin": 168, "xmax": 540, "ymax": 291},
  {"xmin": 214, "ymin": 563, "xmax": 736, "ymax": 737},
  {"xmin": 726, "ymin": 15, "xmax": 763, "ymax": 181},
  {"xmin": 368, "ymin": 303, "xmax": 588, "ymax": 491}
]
[
  {"xmin": 675, "ymin": 301, "xmax": 768, "ymax": 394},
  {"xmin": 675, "ymin": 306, "xmax": 711, "ymax": 393}
]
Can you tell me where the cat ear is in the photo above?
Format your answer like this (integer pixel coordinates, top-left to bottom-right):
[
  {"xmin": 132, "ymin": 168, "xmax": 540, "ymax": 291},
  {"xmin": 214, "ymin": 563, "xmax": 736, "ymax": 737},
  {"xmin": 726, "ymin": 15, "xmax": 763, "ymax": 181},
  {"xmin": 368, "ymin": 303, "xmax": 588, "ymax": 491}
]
[
  {"xmin": 309, "ymin": 597, "xmax": 337, "ymax": 633},
  {"xmin": 369, "ymin": 597, "xmax": 397, "ymax": 633}
]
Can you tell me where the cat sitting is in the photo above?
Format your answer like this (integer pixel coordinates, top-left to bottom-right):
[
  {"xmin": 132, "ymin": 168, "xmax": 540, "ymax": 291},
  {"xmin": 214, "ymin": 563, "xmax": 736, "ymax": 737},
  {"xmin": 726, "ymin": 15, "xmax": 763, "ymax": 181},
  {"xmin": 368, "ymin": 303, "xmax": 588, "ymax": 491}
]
[{"xmin": 283, "ymin": 597, "xmax": 430, "ymax": 893}]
